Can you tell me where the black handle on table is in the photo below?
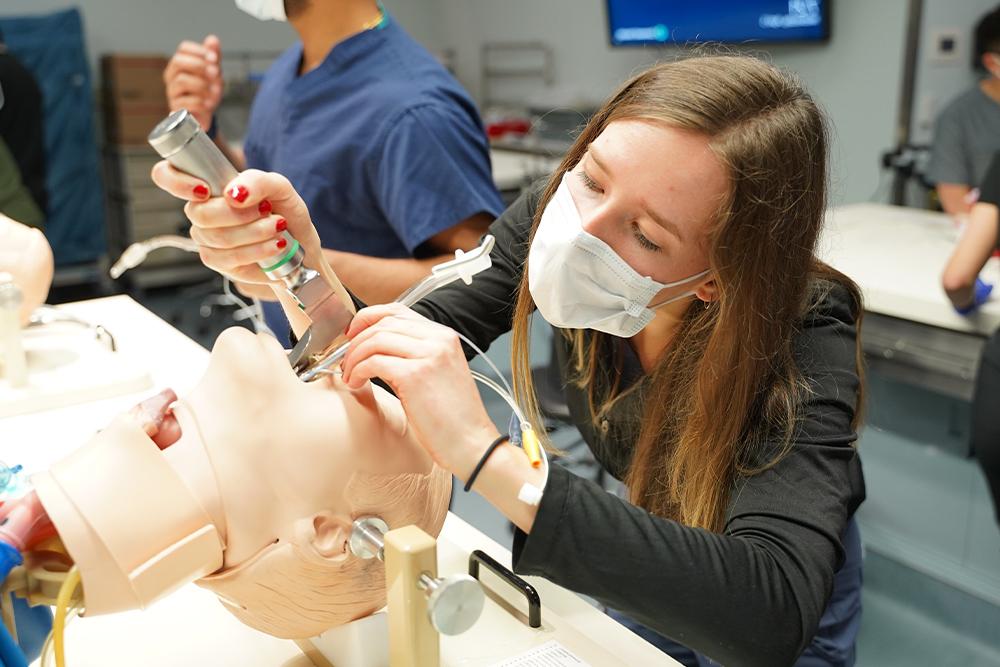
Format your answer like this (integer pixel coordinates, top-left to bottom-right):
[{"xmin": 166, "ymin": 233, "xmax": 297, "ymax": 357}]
[{"xmin": 468, "ymin": 549, "xmax": 541, "ymax": 628}]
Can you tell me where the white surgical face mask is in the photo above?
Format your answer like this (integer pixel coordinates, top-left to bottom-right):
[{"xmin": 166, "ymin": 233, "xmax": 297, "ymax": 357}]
[
  {"xmin": 235, "ymin": 0, "xmax": 286, "ymax": 21},
  {"xmin": 527, "ymin": 174, "xmax": 710, "ymax": 338}
]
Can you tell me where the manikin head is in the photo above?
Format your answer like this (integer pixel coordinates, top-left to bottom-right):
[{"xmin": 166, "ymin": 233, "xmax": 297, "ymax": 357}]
[
  {"xmin": 34, "ymin": 326, "xmax": 450, "ymax": 639},
  {"xmin": 173, "ymin": 327, "xmax": 451, "ymax": 638},
  {"xmin": 0, "ymin": 214, "xmax": 53, "ymax": 325}
]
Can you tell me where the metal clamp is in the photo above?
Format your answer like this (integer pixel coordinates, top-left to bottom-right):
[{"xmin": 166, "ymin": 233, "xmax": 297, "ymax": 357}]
[
  {"xmin": 349, "ymin": 517, "xmax": 485, "ymax": 635},
  {"xmin": 418, "ymin": 570, "xmax": 484, "ymax": 636},
  {"xmin": 349, "ymin": 516, "xmax": 388, "ymax": 561}
]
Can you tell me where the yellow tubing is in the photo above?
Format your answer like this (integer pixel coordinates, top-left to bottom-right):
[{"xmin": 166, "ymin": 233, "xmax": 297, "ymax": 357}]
[
  {"xmin": 522, "ymin": 425, "xmax": 542, "ymax": 469},
  {"xmin": 53, "ymin": 566, "xmax": 80, "ymax": 667}
]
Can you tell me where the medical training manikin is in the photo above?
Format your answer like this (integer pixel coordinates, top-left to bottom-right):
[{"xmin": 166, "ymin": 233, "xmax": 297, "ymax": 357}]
[
  {"xmin": 0, "ymin": 214, "xmax": 53, "ymax": 325},
  {"xmin": 2, "ymin": 326, "xmax": 451, "ymax": 639}
]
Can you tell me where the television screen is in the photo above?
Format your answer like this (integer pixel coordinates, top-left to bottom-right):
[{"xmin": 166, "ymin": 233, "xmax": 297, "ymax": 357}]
[{"xmin": 606, "ymin": 1, "xmax": 830, "ymax": 46}]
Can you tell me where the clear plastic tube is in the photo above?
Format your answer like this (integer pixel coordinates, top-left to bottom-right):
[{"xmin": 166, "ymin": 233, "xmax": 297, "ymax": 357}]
[
  {"xmin": 221, "ymin": 277, "xmax": 271, "ymax": 335},
  {"xmin": 468, "ymin": 369, "xmax": 548, "ymax": 506}
]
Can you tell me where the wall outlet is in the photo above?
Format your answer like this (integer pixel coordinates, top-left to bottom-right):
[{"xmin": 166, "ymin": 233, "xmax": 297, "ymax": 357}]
[{"xmin": 928, "ymin": 28, "xmax": 962, "ymax": 65}]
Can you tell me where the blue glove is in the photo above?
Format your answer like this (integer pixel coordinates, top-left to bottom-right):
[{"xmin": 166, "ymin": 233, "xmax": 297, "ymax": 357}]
[
  {"xmin": 956, "ymin": 278, "xmax": 994, "ymax": 315},
  {"xmin": 0, "ymin": 542, "xmax": 51, "ymax": 666},
  {"xmin": 0, "ymin": 543, "xmax": 27, "ymax": 667}
]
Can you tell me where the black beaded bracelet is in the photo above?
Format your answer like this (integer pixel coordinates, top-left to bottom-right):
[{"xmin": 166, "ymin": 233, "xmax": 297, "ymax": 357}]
[{"xmin": 463, "ymin": 434, "xmax": 510, "ymax": 493}]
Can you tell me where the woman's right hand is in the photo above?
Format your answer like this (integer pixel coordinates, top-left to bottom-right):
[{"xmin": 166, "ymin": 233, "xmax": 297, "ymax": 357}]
[{"xmin": 150, "ymin": 162, "xmax": 327, "ymax": 285}]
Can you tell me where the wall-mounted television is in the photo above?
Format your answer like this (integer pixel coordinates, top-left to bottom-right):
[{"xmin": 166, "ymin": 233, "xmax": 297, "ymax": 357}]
[{"xmin": 606, "ymin": 1, "xmax": 831, "ymax": 46}]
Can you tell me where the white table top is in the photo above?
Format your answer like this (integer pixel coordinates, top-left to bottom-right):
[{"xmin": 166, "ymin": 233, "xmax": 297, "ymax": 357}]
[
  {"xmin": 1, "ymin": 296, "xmax": 672, "ymax": 666},
  {"xmin": 820, "ymin": 203, "xmax": 1000, "ymax": 336},
  {"xmin": 1, "ymin": 296, "xmax": 209, "ymax": 476}
]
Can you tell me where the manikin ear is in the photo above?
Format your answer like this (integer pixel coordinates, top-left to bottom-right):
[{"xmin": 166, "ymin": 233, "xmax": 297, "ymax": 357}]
[
  {"xmin": 694, "ymin": 279, "xmax": 718, "ymax": 304},
  {"xmin": 293, "ymin": 511, "xmax": 354, "ymax": 563}
]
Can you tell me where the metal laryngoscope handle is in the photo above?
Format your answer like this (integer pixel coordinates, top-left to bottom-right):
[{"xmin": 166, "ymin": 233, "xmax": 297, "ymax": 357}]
[{"xmin": 147, "ymin": 109, "xmax": 308, "ymax": 291}]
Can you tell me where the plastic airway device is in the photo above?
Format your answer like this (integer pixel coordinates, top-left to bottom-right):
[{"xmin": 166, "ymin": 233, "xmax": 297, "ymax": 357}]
[{"xmin": 0, "ymin": 492, "xmax": 55, "ymax": 552}]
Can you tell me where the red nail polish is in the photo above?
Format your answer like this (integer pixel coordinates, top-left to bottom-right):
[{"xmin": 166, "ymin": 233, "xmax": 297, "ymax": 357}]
[
  {"xmin": 258, "ymin": 200, "xmax": 273, "ymax": 216},
  {"xmin": 228, "ymin": 184, "xmax": 249, "ymax": 203},
  {"xmin": 276, "ymin": 238, "xmax": 288, "ymax": 250},
  {"xmin": 275, "ymin": 219, "xmax": 288, "ymax": 233},
  {"xmin": 193, "ymin": 184, "xmax": 209, "ymax": 198}
]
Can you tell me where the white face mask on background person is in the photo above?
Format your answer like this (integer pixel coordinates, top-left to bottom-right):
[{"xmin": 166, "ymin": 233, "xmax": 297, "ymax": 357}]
[
  {"xmin": 527, "ymin": 174, "xmax": 710, "ymax": 338},
  {"xmin": 235, "ymin": 0, "xmax": 286, "ymax": 21}
]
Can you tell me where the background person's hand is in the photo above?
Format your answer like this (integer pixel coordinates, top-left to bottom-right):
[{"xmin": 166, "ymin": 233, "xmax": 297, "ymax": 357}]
[
  {"xmin": 339, "ymin": 303, "xmax": 499, "ymax": 479},
  {"xmin": 164, "ymin": 35, "xmax": 223, "ymax": 132},
  {"xmin": 955, "ymin": 277, "xmax": 994, "ymax": 315}
]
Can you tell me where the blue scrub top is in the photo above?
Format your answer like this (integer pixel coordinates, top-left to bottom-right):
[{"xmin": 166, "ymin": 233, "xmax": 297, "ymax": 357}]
[{"xmin": 244, "ymin": 12, "xmax": 504, "ymax": 340}]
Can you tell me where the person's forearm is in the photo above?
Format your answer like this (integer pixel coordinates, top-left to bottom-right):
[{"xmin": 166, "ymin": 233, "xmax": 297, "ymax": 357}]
[
  {"xmin": 942, "ymin": 202, "xmax": 1000, "ymax": 308},
  {"xmin": 938, "ymin": 183, "xmax": 973, "ymax": 217},
  {"xmin": 452, "ymin": 425, "xmax": 544, "ymax": 534},
  {"xmin": 232, "ymin": 280, "xmax": 314, "ymax": 339},
  {"xmin": 323, "ymin": 249, "xmax": 450, "ymax": 304},
  {"xmin": 510, "ymin": 465, "xmax": 833, "ymax": 667}
]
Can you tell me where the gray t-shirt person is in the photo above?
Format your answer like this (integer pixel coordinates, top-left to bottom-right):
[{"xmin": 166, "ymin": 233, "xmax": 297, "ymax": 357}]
[{"xmin": 927, "ymin": 86, "xmax": 1000, "ymax": 188}]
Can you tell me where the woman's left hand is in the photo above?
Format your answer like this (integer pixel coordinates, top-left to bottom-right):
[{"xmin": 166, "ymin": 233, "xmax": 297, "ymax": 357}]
[{"xmin": 340, "ymin": 303, "xmax": 499, "ymax": 479}]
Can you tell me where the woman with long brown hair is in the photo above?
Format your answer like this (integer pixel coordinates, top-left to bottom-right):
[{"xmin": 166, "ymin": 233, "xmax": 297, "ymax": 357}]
[{"xmin": 153, "ymin": 54, "xmax": 866, "ymax": 666}]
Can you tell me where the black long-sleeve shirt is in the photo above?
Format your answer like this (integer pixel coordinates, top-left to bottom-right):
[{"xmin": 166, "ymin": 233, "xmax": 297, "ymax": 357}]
[{"xmin": 410, "ymin": 184, "xmax": 865, "ymax": 667}]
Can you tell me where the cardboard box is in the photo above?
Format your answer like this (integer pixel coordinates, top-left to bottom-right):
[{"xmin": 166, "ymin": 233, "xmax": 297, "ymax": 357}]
[
  {"xmin": 101, "ymin": 54, "xmax": 171, "ymax": 145},
  {"xmin": 104, "ymin": 104, "xmax": 169, "ymax": 145},
  {"xmin": 101, "ymin": 54, "xmax": 169, "ymax": 105}
]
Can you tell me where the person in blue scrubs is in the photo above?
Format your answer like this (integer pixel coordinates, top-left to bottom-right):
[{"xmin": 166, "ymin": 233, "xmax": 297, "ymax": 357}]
[{"xmin": 163, "ymin": 0, "xmax": 503, "ymax": 341}]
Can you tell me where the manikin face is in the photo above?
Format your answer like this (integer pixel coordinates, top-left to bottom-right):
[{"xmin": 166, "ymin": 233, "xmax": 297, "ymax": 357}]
[
  {"xmin": 171, "ymin": 328, "xmax": 450, "ymax": 638},
  {"xmin": 0, "ymin": 214, "xmax": 53, "ymax": 325}
]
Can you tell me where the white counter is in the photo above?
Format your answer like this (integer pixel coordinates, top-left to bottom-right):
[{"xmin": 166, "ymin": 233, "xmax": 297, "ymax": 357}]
[{"xmin": 820, "ymin": 203, "xmax": 1000, "ymax": 336}]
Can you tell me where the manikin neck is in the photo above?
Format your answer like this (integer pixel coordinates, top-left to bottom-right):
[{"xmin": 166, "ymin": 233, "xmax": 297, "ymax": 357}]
[{"xmin": 162, "ymin": 402, "xmax": 229, "ymax": 549}]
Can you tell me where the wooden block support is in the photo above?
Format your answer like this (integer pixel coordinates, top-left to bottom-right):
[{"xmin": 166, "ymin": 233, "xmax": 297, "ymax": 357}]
[
  {"xmin": 384, "ymin": 525, "xmax": 439, "ymax": 667},
  {"xmin": 293, "ymin": 639, "xmax": 336, "ymax": 667}
]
